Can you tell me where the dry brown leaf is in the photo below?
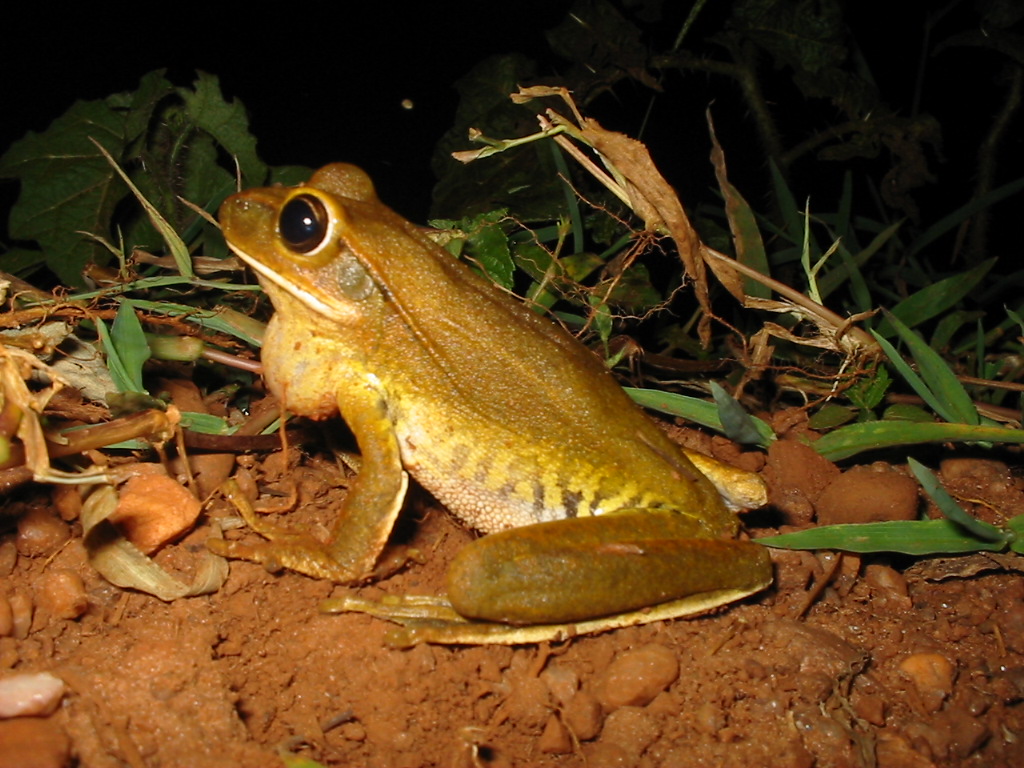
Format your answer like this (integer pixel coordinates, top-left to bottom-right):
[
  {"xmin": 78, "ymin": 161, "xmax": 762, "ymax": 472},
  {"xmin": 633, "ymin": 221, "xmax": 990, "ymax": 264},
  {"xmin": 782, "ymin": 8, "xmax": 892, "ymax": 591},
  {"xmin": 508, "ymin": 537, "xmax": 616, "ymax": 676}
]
[
  {"xmin": 81, "ymin": 484, "xmax": 227, "ymax": 601},
  {"xmin": 576, "ymin": 118, "xmax": 713, "ymax": 344}
]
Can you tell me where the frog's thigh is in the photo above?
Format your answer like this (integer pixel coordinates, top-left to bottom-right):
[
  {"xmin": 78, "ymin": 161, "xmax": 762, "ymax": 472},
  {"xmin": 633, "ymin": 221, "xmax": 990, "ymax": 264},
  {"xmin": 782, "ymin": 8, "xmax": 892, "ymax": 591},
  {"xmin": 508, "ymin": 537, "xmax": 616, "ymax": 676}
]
[{"xmin": 447, "ymin": 513, "xmax": 771, "ymax": 625}]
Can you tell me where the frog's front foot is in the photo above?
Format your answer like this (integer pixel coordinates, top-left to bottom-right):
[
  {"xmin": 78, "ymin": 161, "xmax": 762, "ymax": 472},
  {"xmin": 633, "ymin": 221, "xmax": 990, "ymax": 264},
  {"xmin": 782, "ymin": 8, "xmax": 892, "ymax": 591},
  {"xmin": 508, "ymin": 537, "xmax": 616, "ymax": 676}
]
[{"xmin": 208, "ymin": 479, "xmax": 371, "ymax": 583}]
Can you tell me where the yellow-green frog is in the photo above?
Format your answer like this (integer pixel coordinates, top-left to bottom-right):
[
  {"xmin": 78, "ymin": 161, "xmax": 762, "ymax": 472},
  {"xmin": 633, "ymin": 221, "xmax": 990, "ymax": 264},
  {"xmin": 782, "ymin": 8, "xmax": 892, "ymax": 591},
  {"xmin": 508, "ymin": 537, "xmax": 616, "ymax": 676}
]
[{"xmin": 213, "ymin": 163, "xmax": 771, "ymax": 645}]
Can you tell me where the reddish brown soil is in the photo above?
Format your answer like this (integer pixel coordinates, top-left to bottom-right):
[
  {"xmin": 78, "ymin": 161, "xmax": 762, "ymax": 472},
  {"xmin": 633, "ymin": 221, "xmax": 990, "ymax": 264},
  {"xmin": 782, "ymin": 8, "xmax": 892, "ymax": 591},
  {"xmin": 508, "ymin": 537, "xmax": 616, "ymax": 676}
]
[{"xmin": 2, "ymin": 433, "xmax": 1023, "ymax": 768}]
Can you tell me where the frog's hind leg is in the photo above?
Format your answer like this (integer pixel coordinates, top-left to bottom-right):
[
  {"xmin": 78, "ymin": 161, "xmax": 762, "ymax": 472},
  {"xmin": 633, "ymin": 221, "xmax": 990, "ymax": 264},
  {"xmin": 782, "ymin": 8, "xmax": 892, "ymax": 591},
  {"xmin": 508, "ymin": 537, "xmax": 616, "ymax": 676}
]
[
  {"xmin": 323, "ymin": 512, "xmax": 772, "ymax": 646},
  {"xmin": 444, "ymin": 512, "xmax": 771, "ymax": 625}
]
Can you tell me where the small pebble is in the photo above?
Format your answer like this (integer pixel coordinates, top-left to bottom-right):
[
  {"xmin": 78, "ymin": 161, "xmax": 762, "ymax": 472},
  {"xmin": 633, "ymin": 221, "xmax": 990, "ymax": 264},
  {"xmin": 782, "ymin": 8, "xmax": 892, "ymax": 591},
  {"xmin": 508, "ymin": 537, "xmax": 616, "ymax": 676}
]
[
  {"xmin": 595, "ymin": 644, "xmax": 680, "ymax": 711},
  {"xmin": 7, "ymin": 594, "xmax": 32, "ymax": 640},
  {"xmin": 937, "ymin": 706, "xmax": 989, "ymax": 759},
  {"xmin": 339, "ymin": 721, "xmax": 366, "ymax": 742},
  {"xmin": 51, "ymin": 485, "xmax": 82, "ymax": 522},
  {"xmin": 853, "ymin": 693, "xmax": 886, "ymax": 726},
  {"xmin": 564, "ymin": 691, "xmax": 603, "ymax": 740},
  {"xmin": 538, "ymin": 715, "xmax": 572, "ymax": 754},
  {"xmin": 0, "ymin": 542, "xmax": 17, "ymax": 576},
  {"xmin": 600, "ymin": 706, "xmax": 661, "ymax": 758},
  {"xmin": 693, "ymin": 701, "xmax": 726, "ymax": 735},
  {"xmin": 109, "ymin": 474, "xmax": 201, "ymax": 554},
  {"xmin": 864, "ymin": 564, "xmax": 909, "ymax": 599},
  {"xmin": 37, "ymin": 570, "xmax": 88, "ymax": 621},
  {"xmin": 899, "ymin": 652, "xmax": 955, "ymax": 713},
  {"xmin": 0, "ymin": 672, "xmax": 65, "ymax": 718},
  {"xmin": 15, "ymin": 509, "xmax": 69, "ymax": 558},
  {"xmin": 540, "ymin": 664, "xmax": 579, "ymax": 707},
  {"xmin": 816, "ymin": 466, "xmax": 919, "ymax": 524}
]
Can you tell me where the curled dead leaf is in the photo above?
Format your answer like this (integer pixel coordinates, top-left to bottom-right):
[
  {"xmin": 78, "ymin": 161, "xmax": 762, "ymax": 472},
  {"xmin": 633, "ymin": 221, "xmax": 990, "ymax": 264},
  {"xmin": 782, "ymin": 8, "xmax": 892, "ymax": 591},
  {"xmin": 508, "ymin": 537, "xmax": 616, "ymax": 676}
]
[{"xmin": 82, "ymin": 484, "xmax": 227, "ymax": 601}]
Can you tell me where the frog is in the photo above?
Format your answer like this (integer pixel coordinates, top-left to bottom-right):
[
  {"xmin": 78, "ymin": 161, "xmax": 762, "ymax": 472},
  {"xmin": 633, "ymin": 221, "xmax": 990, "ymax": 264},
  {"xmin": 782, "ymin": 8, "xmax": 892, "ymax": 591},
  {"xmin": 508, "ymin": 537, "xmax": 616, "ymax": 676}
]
[{"xmin": 212, "ymin": 163, "xmax": 772, "ymax": 645}]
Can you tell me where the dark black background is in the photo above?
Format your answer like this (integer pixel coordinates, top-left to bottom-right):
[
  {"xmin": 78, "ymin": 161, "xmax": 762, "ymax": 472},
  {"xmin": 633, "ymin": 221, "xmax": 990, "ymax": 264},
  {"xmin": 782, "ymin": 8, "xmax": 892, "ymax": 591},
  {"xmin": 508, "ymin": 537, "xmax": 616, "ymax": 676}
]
[{"xmin": 2, "ymin": 2, "xmax": 1019, "ymax": 248}]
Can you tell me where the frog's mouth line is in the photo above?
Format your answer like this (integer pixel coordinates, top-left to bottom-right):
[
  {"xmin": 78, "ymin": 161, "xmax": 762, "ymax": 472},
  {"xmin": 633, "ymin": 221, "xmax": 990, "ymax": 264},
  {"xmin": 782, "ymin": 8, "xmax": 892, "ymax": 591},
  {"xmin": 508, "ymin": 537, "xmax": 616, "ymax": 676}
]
[{"xmin": 231, "ymin": 245, "xmax": 355, "ymax": 325}]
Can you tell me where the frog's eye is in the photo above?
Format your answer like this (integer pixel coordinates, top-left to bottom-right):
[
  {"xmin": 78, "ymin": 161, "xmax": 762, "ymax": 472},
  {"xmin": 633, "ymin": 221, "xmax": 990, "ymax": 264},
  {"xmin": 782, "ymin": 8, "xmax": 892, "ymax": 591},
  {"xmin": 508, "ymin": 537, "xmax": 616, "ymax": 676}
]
[{"xmin": 279, "ymin": 194, "xmax": 329, "ymax": 253}]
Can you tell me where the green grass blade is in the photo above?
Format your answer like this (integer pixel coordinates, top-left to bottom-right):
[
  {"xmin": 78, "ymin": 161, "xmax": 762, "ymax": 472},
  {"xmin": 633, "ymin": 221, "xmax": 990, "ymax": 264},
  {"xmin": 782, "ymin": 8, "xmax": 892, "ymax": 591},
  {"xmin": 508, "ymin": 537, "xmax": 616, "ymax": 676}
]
[
  {"xmin": 811, "ymin": 420, "xmax": 1024, "ymax": 461},
  {"xmin": 626, "ymin": 387, "xmax": 775, "ymax": 446},
  {"xmin": 907, "ymin": 457, "xmax": 1009, "ymax": 542},
  {"xmin": 758, "ymin": 519, "xmax": 1007, "ymax": 555},
  {"xmin": 125, "ymin": 300, "xmax": 265, "ymax": 347},
  {"xmin": 876, "ymin": 259, "xmax": 995, "ymax": 336},
  {"xmin": 817, "ymin": 220, "xmax": 901, "ymax": 304},
  {"xmin": 871, "ymin": 332, "xmax": 950, "ymax": 420},
  {"xmin": 99, "ymin": 301, "xmax": 151, "ymax": 394},
  {"xmin": 873, "ymin": 310, "xmax": 979, "ymax": 425},
  {"xmin": 92, "ymin": 139, "xmax": 195, "ymax": 279},
  {"xmin": 769, "ymin": 160, "xmax": 803, "ymax": 244}
]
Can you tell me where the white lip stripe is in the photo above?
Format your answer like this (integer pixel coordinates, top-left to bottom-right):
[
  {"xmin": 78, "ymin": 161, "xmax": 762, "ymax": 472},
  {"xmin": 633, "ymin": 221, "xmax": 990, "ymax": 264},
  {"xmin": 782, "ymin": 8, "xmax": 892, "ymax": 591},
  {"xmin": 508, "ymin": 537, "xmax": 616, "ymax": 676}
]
[{"xmin": 231, "ymin": 247, "xmax": 351, "ymax": 322}]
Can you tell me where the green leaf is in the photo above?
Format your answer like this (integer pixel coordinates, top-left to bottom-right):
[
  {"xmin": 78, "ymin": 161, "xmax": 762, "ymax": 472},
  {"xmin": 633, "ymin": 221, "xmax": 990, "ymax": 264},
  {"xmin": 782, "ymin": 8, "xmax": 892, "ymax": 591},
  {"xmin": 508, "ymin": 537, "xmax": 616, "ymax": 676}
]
[
  {"xmin": 876, "ymin": 259, "xmax": 995, "ymax": 336},
  {"xmin": 626, "ymin": 387, "xmax": 775, "ymax": 446},
  {"xmin": 109, "ymin": 301, "xmax": 151, "ymax": 393},
  {"xmin": 846, "ymin": 365, "xmax": 890, "ymax": 411},
  {"xmin": 436, "ymin": 210, "xmax": 514, "ymax": 289},
  {"xmin": 908, "ymin": 457, "xmax": 1009, "ymax": 543},
  {"xmin": 128, "ymin": 299, "xmax": 265, "ymax": 347},
  {"xmin": 710, "ymin": 382, "xmax": 769, "ymax": 446},
  {"xmin": 811, "ymin": 420, "xmax": 1024, "ymax": 461},
  {"xmin": 874, "ymin": 309, "xmax": 979, "ymax": 425},
  {"xmin": 178, "ymin": 412, "xmax": 231, "ymax": 434},
  {"xmin": 807, "ymin": 403, "xmax": 856, "ymax": 430},
  {"xmin": 758, "ymin": 519, "xmax": 1007, "ymax": 555},
  {"xmin": 816, "ymin": 219, "xmax": 901, "ymax": 303},
  {"xmin": 1008, "ymin": 516, "xmax": 1024, "ymax": 555},
  {"xmin": 96, "ymin": 322, "xmax": 137, "ymax": 396},
  {"xmin": 180, "ymin": 71, "xmax": 266, "ymax": 185},
  {"xmin": 769, "ymin": 160, "xmax": 803, "ymax": 247},
  {"xmin": 0, "ymin": 96, "xmax": 131, "ymax": 285},
  {"xmin": 881, "ymin": 403, "xmax": 934, "ymax": 422}
]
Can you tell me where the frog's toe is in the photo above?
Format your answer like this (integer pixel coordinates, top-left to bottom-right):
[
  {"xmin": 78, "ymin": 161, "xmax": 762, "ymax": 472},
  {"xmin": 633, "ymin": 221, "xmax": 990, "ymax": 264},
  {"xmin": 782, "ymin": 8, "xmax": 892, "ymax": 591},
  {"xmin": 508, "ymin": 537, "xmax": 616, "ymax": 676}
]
[{"xmin": 206, "ymin": 537, "xmax": 287, "ymax": 573}]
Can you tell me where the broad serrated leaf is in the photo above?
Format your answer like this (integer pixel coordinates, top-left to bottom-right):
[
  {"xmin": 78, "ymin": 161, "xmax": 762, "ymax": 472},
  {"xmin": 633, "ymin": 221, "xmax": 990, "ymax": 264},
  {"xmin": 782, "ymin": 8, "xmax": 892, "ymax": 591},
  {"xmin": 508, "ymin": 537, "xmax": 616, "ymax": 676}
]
[
  {"xmin": 180, "ymin": 71, "xmax": 267, "ymax": 186},
  {"xmin": 0, "ymin": 98, "xmax": 129, "ymax": 285}
]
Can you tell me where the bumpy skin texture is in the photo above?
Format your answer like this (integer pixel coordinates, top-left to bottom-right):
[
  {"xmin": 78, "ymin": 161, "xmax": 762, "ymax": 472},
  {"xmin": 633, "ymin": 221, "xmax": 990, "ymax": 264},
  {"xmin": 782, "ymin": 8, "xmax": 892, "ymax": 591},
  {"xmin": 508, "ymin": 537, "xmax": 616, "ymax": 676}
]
[{"xmin": 214, "ymin": 164, "xmax": 771, "ymax": 640}]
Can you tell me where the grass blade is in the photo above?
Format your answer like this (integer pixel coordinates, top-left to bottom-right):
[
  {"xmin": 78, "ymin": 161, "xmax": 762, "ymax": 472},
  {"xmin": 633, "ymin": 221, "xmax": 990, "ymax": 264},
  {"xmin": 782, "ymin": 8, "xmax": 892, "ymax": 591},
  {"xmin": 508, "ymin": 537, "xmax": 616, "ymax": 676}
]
[
  {"xmin": 907, "ymin": 457, "xmax": 1009, "ymax": 543},
  {"xmin": 811, "ymin": 420, "xmax": 1024, "ymax": 460},
  {"xmin": 758, "ymin": 519, "xmax": 1007, "ymax": 555}
]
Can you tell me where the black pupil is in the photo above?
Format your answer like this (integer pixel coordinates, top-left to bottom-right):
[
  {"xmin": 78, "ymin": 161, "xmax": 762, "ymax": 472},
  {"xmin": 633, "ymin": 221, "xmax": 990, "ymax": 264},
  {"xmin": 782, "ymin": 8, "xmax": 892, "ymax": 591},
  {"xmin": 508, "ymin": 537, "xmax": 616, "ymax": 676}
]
[{"xmin": 279, "ymin": 195, "xmax": 327, "ymax": 253}]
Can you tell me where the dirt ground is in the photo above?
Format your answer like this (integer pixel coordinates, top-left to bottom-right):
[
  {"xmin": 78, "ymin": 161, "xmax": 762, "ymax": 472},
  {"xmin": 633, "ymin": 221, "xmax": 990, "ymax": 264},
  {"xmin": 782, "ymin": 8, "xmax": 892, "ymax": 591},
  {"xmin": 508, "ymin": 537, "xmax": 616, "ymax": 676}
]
[{"xmin": 2, "ymin": 418, "xmax": 1023, "ymax": 768}]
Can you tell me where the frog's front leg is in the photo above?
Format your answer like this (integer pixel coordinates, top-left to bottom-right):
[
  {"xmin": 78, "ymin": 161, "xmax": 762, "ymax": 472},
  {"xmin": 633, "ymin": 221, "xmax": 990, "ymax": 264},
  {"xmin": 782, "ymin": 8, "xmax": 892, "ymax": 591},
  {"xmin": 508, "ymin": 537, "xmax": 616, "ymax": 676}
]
[
  {"xmin": 209, "ymin": 378, "xmax": 408, "ymax": 582},
  {"xmin": 326, "ymin": 511, "xmax": 771, "ymax": 645}
]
